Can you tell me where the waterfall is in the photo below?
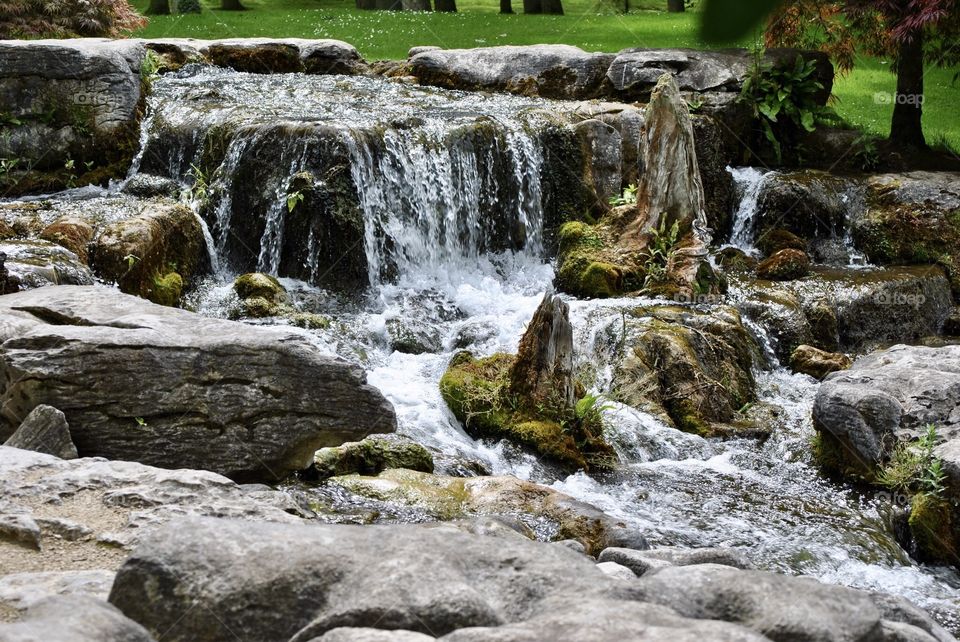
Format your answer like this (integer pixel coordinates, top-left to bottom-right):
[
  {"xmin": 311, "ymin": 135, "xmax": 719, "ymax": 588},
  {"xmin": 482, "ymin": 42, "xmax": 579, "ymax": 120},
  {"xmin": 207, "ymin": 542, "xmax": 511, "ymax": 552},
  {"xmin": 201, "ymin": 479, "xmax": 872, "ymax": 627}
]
[{"xmin": 726, "ymin": 166, "xmax": 771, "ymax": 252}]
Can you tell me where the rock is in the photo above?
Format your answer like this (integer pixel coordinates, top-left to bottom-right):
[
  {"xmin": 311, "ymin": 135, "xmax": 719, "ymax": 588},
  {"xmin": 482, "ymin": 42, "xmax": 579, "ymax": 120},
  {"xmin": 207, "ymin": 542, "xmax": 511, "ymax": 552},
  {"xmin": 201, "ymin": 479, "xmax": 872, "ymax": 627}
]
[
  {"xmin": 0, "ymin": 240, "xmax": 94, "ymax": 289},
  {"xmin": 755, "ymin": 248, "xmax": 810, "ymax": 281},
  {"xmin": 0, "ymin": 286, "xmax": 396, "ymax": 481},
  {"xmin": 39, "ymin": 216, "xmax": 95, "ymax": 264},
  {"xmin": 107, "ymin": 517, "xmax": 628, "ymax": 641},
  {"xmin": 90, "ymin": 203, "xmax": 208, "ymax": 306},
  {"xmin": 0, "ymin": 252, "xmax": 16, "ymax": 296},
  {"xmin": 595, "ymin": 561, "xmax": 637, "ymax": 580},
  {"xmin": 509, "ymin": 292, "xmax": 576, "ymax": 410},
  {"xmin": 386, "ymin": 317, "xmax": 443, "ymax": 355},
  {"xmin": 598, "ymin": 546, "xmax": 751, "ymax": 577},
  {"xmin": 0, "ymin": 39, "xmax": 146, "ymax": 196},
  {"xmin": 0, "ymin": 596, "xmax": 154, "ymax": 642},
  {"xmin": 756, "ymin": 228, "xmax": 807, "ymax": 257},
  {"xmin": 3, "ymin": 405, "xmax": 77, "ymax": 460},
  {"xmin": 409, "ymin": 45, "xmax": 615, "ymax": 100},
  {"xmin": 594, "ymin": 305, "xmax": 759, "ymax": 437},
  {"xmin": 789, "ymin": 344, "xmax": 852, "ymax": 380},
  {"xmin": 120, "ymin": 173, "xmax": 181, "ymax": 199},
  {"xmin": 313, "ymin": 630, "xmax": 434, "ymax": 642},
  {"xmin": 852, "ymin": 172, "xmax": 960, "ymax": 299},
  {"xmin": 574, "ymin": 119, "xmax": 623, "ymax": 208},
  {"xmin": 187, "ymin": 38, "xmax": 369, "ymax": 75},
  {"xmin": 312, "ymin": 435, "xmax": 434, "ymax": 479},
  {"xmin": 633, "ymin": 564, "xmax": 944, "ymax": 642},
  {"xmin": 691, "ymin": 115, "xmax": 736, "ymax": 235},
  {"xmin": 0, "ymin": 446, "xmax": 311, "ymax": 579},
  {"xmin": 0, "ymin": 511, "xmax": 41, "ymax": 551},
  {"xmin": 714, "ymin": 247, "xmax": 757, "ymax": 273},
  {"xmin": 756, "ymin": 170, "xmax": 853, "ymax": 240},
  {"xmin": 0, "ymin": 570, "xmax": 115, "ymax": 612},
  {"xmin": 328, "ymin": 469, "xmax": 647, "ymax": 555},
  {"xmin": 233, "ymin": 272, "xmax": 288, "ymax": 315}
]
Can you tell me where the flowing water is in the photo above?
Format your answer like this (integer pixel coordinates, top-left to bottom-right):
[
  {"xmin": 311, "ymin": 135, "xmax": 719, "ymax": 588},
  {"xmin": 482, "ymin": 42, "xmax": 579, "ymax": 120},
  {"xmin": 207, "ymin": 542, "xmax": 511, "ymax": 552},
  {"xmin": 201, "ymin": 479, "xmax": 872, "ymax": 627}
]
[{"xmin": 14, "ymin": 67, "xmax": 960, "ymax": 630}]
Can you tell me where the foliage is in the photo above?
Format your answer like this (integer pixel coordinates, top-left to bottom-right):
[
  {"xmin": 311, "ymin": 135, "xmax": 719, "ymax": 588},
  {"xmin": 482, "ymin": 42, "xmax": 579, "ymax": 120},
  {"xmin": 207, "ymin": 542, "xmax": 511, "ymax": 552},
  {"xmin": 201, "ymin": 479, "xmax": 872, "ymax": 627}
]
[
  {"xmin": 740, "ymin": 52, "xmax": 825, "ymax": 162},
  {"xmin": 286, "ymin": 189, "xmax": 305, "ymax": 213},
  {"xmin": 0, "ymin": 0, "xmax": 146, "ymax": 38},
  {"xmin": 642, "ymin": 216, "xmax": 680, "ymax": 289},
  {"xmin": 187, "ymin": 163, "xmax": 209, "ymax": 203},
  {"xmin": 608, "ymin": 183, "xmax": 637, "ymax": 207},
  {"xmin": 878, "ymin": 424, "xmax": 947, "ymax": 498},
  {"xmin": 852, "ymin": 134, "xmax": 883, "ymax": 171},
  {"xmin": 140, "ymin": 50, "xmax": 162, "ymax": 92}
]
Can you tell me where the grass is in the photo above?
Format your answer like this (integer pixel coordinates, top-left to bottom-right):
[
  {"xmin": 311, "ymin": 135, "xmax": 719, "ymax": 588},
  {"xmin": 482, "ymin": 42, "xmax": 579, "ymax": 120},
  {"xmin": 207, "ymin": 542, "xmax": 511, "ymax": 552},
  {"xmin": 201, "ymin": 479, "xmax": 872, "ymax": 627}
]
[{"xmin": 135, "ymin": 0, "xmax": 959, "ymax": 149}]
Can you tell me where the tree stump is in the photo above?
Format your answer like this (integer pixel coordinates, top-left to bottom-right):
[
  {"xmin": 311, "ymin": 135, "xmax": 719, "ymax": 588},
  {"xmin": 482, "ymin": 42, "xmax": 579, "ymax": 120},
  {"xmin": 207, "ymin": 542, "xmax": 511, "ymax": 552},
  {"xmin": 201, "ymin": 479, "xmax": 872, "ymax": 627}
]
[{"xmin": 508, "ymin": 292, "xmax": 576, "ymax": 411}]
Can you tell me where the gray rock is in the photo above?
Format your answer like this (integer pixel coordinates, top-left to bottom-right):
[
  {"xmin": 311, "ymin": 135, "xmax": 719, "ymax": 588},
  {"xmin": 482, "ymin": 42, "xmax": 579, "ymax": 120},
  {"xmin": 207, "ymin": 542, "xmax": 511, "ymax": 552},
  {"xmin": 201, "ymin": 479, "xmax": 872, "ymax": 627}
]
[
  {"xmin": 595, "ymin": 561, "xmax": 638, "ymax": 580},
  {"xmin": 755, "ymin": 170, "xmax": 854, "ymax": 240},
  {"xmin": 0, "ymin": 286, "xmax": 396, "ymax": 481},
  {"xmin": 409, "ymin": 45, "xmax": 615, "ymax": 100},
  {"xmin": 3, "ymin": 405, "xmax": 77, "ymax": 460},
  {"xmin": 0, "ymin": 240, "xmax": 94, "ymax": 289},
  {"xmin": 598, "ymin": 546, "xmax": 750, "ymax": 577},
  {"xmin": 0, "ymin": 596, "xmax": 154, "ymax": 642},
  {"xmin": 0, "ymin": 39, "xmax": 146, "ymax": 195},
  {"xmin": 0, "ymin": 511, "xmax": 40, "ymax": 551},
  {"xmin": 387, "ymin": 317, "xmax": 443, "ymax": 355},
  {"xmin": 312, "ymin": 434, "xmax": 434, "ymax": 479},
  {"xmin": 813, "ymin": 344, "xmax": 960, "ymax": 475},
  {"xmin": 313, "ymin": 630, "xmax": 435, "ymax": 642},
  {"xmin": 633, "ymin": 563, "xmax": 939, "ymax": 642},
  {"xmin": 0, "ymin": 570, "xmax": 115, "ymax": 612},
  {"xmin": 439, "ymin": 596, "xmax": 769, "ymax": 642},
  {"xmin": 0, "ymin": 446, "xmax": 309, "ymax": 558},
  {"xmin": 574, "ymin": 119, "xmax": 622, "ymax": 206},
  {"xmin": 120, "ymin": 174, "xmax": 181, "ymax": 199},
  {"xmin": 108, "ymin": 517, "xmax": 626, "ymax": 641}
]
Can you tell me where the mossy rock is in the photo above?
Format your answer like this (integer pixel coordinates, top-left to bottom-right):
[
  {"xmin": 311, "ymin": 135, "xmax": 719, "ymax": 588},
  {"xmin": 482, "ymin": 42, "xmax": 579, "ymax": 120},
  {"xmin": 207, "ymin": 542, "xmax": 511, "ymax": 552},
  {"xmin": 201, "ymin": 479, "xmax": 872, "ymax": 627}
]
[
  {"xmin": 313, "ymin": 435, "xmax": 434, "ymax": 480},
  {"xmin": 439, "ymin": 351, "xmax": 615, "ymax": 472},
  {"xmin": 555, "ymin": 221, "xmax": 641, "ymax": 299},
  {"xmin": 756, "ymin": 248, "xmax": 810, "ymax": 281},
  {"xmin": 756, "ymin": 228, "xmax": 807, "ymax": 257},
  {"xmin": 39, "ymin": 217, "xmax": 94, "ymax": 264},
  {"xmin": 234, "ymin": 272, "xmax": 287, "ymax": 303},
  {"xmin": 145, "ymin": 271, "xmax": 183, "ymax": 307},
  {"xmin": 908, "ymin": 493, "xmax": 958, "ymax": 565}
]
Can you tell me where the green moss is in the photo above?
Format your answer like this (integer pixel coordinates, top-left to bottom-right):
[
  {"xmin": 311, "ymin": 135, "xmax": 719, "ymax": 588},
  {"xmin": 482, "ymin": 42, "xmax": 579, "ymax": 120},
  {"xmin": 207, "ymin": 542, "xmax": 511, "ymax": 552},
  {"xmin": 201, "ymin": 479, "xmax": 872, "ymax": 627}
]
[
  {"xmin": 234, "ymin": 272, "xmax": 286, "ymax": 301},
  {"xmin": 908, "ymin": 493, "xmax": 958, "ymax": 565},
  {"xmin": 555, "ymin": 221, "xmax": 640, "ymax": 298},
  {"xmin": 439, "ymin": 351, "xmax": 614, "ymax": 472},
  {"xmin": 313, "ymin": 436, "xmax": 434, "ymax": 480},
  {"xmin": 146, "ymin": 271, "xmax": 183, "ymax": 307}
]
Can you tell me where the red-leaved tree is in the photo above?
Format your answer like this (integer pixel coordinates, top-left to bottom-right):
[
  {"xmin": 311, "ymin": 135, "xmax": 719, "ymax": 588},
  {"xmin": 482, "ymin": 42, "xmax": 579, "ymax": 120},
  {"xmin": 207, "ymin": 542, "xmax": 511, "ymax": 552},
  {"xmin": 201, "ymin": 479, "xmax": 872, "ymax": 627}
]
[
  {"xmin": 765, "ymin": 0, "xmax": 960, "ymax": 150},
  {"xmin": 0, "ymin": 0, "xmax": 146, "ymax": 38}
]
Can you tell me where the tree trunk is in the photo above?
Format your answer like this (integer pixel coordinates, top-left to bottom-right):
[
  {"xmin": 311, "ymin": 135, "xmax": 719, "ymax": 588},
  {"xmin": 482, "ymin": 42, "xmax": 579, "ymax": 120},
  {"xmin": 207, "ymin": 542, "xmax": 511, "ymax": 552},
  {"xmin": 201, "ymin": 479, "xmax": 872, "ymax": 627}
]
[
  {"xmin": 890, "ymin": 29, "xmax": 926, "ymax": 150},
  {"xmin": 500, "ymin": 0, "xmax": 513, "ymax": 13},
  {"xmin": 667, "ymin": 0, "xmax": 684, "ymax": 11},
  {"xmin": 541, "ymin": 0, "xmax": 563, "ymax": 13},
  {"xmin": 375, "ymin": 0, "xmax": 402, "ymax": 9},
  {"xmin": 509, "ymin": 292, "xmax": 576, "ymax": 411},
  {"xmin": 523, "ymin": 0, "xmax": 541, "ymax": 14},
  {"xmin": 356, "ymin": 0, "xmax": 377, "ymax": 7},
  {"xmin": 402, "ymin": 0, "xmax": 431, "ymax": 9},
  {"xmin": 434, "ymin": 0, "xmax": 456, "ymax": 10},
  {"xmin": 146, "ymin": 0, "xmax": 170, "ymax": 15},
  {"xmin": 221, "ymin": 0, "xmax": 245, "ymax": 9}
]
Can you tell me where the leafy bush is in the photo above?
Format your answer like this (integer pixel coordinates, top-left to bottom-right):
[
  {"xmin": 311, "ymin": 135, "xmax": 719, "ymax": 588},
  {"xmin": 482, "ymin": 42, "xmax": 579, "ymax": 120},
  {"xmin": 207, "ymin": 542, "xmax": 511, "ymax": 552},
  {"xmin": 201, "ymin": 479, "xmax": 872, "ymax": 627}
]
[
  {"xmin": 0, "ymin": 0, "xmax": 146, "ymax": 38},
  {"xmin": 878, "ymin": 424, "xmax": 947, "ymax": 498},
  {"xmin": 740, "ymin": 53, "xmax": 825, "ymax": 163}
]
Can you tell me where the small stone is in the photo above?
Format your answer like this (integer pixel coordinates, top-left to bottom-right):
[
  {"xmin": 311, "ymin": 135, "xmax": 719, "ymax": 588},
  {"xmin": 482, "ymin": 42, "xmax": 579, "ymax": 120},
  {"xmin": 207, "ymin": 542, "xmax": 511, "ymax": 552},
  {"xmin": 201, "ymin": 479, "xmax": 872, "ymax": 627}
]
[
  {"xmin": 756, "ymin": 248, "xmax": 810, "ymax": 281},
  {"xmin": 4, "ymin": 405, "xmax": 78, "ymax": 460},
  {"xmin": 790, "ymin": 345, "xmax": 853, "ymax": 380},
  {"xmin": 0, "ymin": 512, "xmax": 41, "ymax": 550},
  {"xmin": 596, "ymin": 561, "xmax": 638, "ymax": 580}
]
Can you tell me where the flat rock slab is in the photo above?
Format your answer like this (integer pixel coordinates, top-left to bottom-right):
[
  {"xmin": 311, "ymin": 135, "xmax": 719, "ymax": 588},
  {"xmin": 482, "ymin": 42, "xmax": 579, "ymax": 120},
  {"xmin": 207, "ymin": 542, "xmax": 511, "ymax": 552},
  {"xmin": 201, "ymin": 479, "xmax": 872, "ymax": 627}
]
[
  {"xmin": 0, "ymin": 286, "xmax": 396, "ymax": 481},
  {"xmin": 0, "ymin": 595, "xmax": 153, "ymax": 642}
]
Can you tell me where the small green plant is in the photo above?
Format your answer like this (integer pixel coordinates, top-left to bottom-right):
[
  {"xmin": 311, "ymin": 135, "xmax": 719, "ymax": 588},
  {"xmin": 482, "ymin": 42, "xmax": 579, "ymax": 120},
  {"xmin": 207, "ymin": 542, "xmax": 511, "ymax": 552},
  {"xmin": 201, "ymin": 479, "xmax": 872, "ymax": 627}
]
[
  {"xmin": 642, "ymin": 216, "xmax": 680, "ymax": 289},
  {"xmin": 879, "ymin": 424, "xmax": 947, "ymax": 498},
  {"xmin": 0, "ymin": 157, "xmax": 20, "ymax": 178},
  {"xmin": 123, "ymin": 254, "xmax": 140, "ymax": 272},
  {"xmin": 740, "ymin": 52, "xmax": 825, "ymax": 163},
  {"xmin": 140, "ymin": 50, "xmax": 162, "ymax": 91},
  {"xmin": 0, "ymin": 113, "xmax": 22, "ymax": 126},
  {"xmin": 286, "ymin": 189, "xmax": 305, "ymax": 213},
  {"xmin": 135, "ymin": 417, "xmax": 148, "ymax": 427},
  {"xmin": 853, "ymin": 135, "xmax": 882, "ymax": 171},
  {"xmin": 187, "ymin": 163, "xmax": 209, "ymax": 202},
  {"xmin": 608, "ymin": 183, "xmax": 638, "ymax": 207},
  {"xmin": 574, "ymin": 392, "xmax": 615, "ymax": 423}
]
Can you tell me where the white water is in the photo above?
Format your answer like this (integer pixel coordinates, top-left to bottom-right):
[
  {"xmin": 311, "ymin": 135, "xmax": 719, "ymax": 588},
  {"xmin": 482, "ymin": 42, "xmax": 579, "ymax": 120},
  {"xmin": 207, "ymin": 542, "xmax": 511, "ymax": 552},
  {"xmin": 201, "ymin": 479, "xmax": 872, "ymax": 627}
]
[{"xmin": 726, "ymin": 166, "xmax": 771, "ymax": 252}]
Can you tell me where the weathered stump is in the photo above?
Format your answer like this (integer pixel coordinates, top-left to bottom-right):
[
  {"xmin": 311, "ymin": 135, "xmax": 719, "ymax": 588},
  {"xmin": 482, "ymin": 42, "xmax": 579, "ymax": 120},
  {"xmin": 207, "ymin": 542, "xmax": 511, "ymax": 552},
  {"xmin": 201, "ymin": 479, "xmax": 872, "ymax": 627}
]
[{"xmin": 509, "ymin": 292, "xmax": 576, "ymax": 410}]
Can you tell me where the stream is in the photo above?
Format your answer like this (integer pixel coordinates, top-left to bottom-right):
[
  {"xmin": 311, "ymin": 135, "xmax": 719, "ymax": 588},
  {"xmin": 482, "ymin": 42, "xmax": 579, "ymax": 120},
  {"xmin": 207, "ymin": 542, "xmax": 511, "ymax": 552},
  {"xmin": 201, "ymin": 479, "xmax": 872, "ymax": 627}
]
[{"xmin": 14, "ymin": 65, "xmax": 960, "ymax": 631}]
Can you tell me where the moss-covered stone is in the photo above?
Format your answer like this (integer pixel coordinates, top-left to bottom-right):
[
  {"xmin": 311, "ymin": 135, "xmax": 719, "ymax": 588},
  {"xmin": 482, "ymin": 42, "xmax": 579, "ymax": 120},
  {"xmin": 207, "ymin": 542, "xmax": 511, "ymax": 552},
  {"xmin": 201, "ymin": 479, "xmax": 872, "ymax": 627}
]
[
  {"xmin": 908, "ymin": 493, "xmax": 958, "ymax": 565},
  {"xmin": 439, "ymin": 351, "xmax": 615, "ymax": 472},
  {"xmin": 756, "ymin": 228, "xmax": 807, "ymax": 257},
  {"xmin": 234, "ymin": 272, "xmax": 286, "ymax": 303},
  {"xmin": 312, "ymin": 435, "xmax": 434, "ymax": 480},
  {"xmin": 555, "ymin": 220, "xmax": 641, "ymax": 299},
  {"xmin": 39, "ymin": 217, "xmax": 94, "ymax": 264},
  {"xmin": 146, "ymin": 271, "xmax": 183, "ymax": 307},
  {"xmin": 756, "ymin": 248, "xmax": 810, "ymax": 281},
  {"xmin": 789, "ymin": 345, "xmax": 852, "ymax": 380}
]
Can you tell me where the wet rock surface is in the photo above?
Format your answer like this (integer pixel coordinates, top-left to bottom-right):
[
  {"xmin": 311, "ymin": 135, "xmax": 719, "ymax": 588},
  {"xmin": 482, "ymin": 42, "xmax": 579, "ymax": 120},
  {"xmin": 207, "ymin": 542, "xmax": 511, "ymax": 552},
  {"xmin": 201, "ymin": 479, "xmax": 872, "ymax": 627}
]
[{"xmin": 0, "ymin": 286, "xmax": 396, "ymax": 481}]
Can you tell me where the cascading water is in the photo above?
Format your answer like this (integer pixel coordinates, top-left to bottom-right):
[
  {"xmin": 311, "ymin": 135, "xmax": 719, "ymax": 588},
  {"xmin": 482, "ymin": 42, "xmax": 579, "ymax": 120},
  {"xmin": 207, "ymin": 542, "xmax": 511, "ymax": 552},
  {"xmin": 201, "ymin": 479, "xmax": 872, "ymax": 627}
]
[{"xmin": 44, "ymin": 67, "xmax": 960, "ymax": 631}]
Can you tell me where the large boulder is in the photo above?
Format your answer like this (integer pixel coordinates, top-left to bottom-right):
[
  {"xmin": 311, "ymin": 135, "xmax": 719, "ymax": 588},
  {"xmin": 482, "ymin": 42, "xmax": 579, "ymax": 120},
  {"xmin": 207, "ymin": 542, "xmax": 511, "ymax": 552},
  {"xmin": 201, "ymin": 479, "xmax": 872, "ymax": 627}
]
[
  {"xmin": 0, "ymin": 39, "xmax": 146, "ymax": 196},
  {"xmin": 0, "ymin": 286, "xmax": 396, "ymax": 481},
  {"xmin": 0, "ymin": 445, "xmax": 309, "ymax": 572},
  {"xmin": 408, "ymin": 45, "xmax": 615, "ymax": 99}
]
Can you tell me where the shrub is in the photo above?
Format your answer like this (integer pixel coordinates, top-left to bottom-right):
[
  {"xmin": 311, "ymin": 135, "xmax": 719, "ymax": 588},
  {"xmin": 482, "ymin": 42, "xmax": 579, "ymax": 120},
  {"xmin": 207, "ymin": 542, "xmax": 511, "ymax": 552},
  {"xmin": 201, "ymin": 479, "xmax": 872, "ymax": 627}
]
[{"xmin": 0, "ymin": 0, "xmax": 146, "ymax": 38}]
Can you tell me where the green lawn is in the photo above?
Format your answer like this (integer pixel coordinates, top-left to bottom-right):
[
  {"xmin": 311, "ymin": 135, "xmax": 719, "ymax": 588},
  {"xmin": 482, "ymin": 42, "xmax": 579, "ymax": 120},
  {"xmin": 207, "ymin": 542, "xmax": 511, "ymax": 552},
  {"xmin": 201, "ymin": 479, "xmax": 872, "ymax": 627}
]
[{"xmin": 135, "ymin": 0, "xmax": 959, "ymax": 149}]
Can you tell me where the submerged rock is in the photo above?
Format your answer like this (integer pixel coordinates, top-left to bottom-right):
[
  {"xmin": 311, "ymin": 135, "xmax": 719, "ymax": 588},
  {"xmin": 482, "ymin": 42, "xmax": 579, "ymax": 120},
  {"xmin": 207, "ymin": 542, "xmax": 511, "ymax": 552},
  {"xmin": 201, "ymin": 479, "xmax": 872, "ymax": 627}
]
[
  {"xmin": 3, "ymin": 405, "xmax": 77, "ymax": 460},
  {"xmin": 789, "ymin": 344, "xmax": 852, "ymax": 380},
  {"xmin": 0, "ymin": 286, "xmax": 396, "ymax": 482},
  {"xmin": 312, "ymin": 435, "xmax": 434, "ymax": 480}
]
